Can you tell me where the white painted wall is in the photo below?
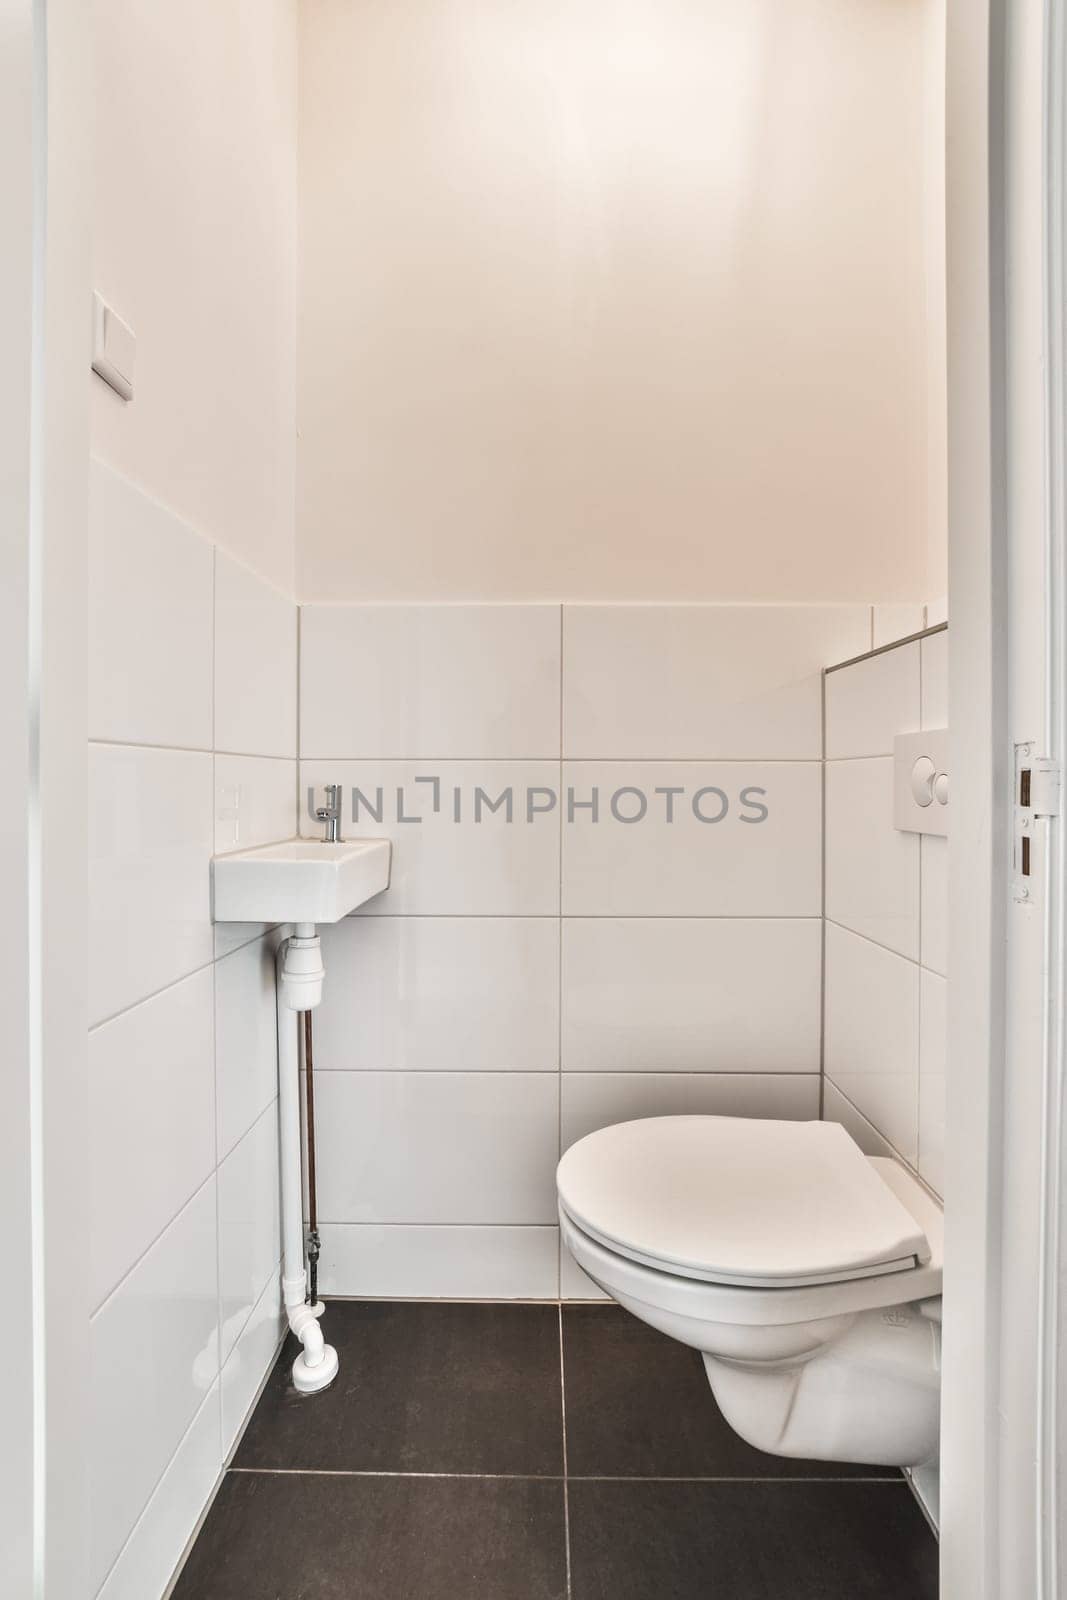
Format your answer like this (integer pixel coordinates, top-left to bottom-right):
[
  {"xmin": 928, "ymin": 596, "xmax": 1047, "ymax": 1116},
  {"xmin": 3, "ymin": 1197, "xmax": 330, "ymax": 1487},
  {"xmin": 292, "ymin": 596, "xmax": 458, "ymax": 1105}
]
[
  {"xmin": 91, "ymin": 0, "xmax": 298, "ymax": 593},
  {"xmin": 296, "ymin": 0, "xmax": 945, "ymax": 603}
]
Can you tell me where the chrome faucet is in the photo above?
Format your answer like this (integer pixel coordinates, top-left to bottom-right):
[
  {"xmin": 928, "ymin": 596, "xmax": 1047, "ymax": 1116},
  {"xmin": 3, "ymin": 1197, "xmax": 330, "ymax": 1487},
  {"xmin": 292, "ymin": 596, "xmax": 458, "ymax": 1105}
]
[{"xmin": 315, "ymin": 784, "xmax": 343, "ymax": 844}]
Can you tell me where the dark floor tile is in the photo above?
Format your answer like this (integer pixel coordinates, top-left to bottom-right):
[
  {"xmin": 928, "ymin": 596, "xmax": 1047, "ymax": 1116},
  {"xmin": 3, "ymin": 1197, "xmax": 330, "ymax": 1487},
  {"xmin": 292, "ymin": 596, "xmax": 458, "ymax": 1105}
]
[
  {"xmin": 173, "ymin": 1471, "xmax": 566, "ymax": 1600},
  {"xmin": 234, "ymin": 1301, "xmax": 563, "ymax": 1475},
  {"xmin": 563, "ymin": 1306, "xmax": 898, "ymax": 1479},
  {"xmin": 568, "ymin": 1480, "xmax": 938, "ymax": 1600}
]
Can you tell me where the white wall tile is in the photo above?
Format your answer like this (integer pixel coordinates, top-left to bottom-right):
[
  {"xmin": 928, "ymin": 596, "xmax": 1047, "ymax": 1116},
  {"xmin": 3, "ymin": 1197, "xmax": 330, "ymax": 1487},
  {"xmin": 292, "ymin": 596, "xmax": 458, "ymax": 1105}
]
[
  {"xmin": 314, "ymin": 916, "xmax": 559, "ymax": 1070},
  {"xmin": 215, "ymin": 933, "xmax": 283, "ymax": 1161},
  {"xmin": 217, "ymin": 1103, "xmax": 281, "ymax": 1364},
  {"xmin": 824, "ymin": 640, "xmax": 921, "ymax": 759},
  {"xmin": 921, "ymin": 835, "xmax": 948, "ymax": 977},
  {"xmin": 562, "ymin": 605, "xmax": 869, "ymax": 760},
  {"xmin": 221, "ymin": 1275, "xmax": 285, "ymax": 1457},
  {"xmin": 95, "ymin": 1384, "xmax": 221, "ymax": 1600},
  {"xmin": 90, "ymin": 1180, "xmax": 219, "ymax": 1593},
  {"xmin": 560, "ymin": 1241, "xmax": 610, "ymax": 1301},
  {"xmin": 318, "ymin": 1224, "xmax": 560, "ymax": 1299},
  {"xmin": 921, "ymin": 629, "xmax": 948, "ymax": 728},
  {"xmin": 561, "ymin": 918, "xmax": 820, "ymax": 1073},
  {"xmin": 89, "ymin": 744, "xmax": 214, "ymax": 1025},
  {"xmin": 918, "ymin": 968, "xmax": 947, "ymax": 1197},
  {"xmin": 560, "ymin": 1072, "xmax": 820, "ymax": 1150},
  {"xmin": 214, "ymin": 551, "xmax": 297, "ymax": 757},
  {"xmin": 214, "ymin": 918, "xmax": 280, "ymax": 962},
  {"xmin": 824, "ymin": 922, "xmax": 920, "ymax": 1162},
  {"xmin": 300, "ymin": 760, "xmax": 561, "ymax": 914},
  {"xmin": 300, "ymin": 604, "xmax": 561, "ymax": 758},
  {"xmin": 213, "ymin": 754, "xmax": 296, "ymax": 856},
  {"xmin": 825, "ymin": 758, "xmax": 920, "ymax": 959},
  {"xmin": 821, "ymin": 1079, "xmax": 898, "ymax": 1161},
  {"xmin": 872, "ymin": 604, "xmax": 924, "ymax": 649},
  {"xmin": 313, "ymin": 1072, "xmax": 559, "ymax": 1224},
  {"xmin": 88, "ymin": 458, "xmax": 214, "ymax": 750},
  {"xmin": 561, "ymin": 761, "xmax": 821, "ymax": 916},
  {"xmin": 89, "ymin": 968, "xmax": 215, "ymax": 1311}
]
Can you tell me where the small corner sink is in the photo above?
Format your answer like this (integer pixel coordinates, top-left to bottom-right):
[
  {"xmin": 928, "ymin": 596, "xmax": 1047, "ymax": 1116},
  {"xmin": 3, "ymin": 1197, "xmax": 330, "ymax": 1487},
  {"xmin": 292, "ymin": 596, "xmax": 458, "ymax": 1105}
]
[{"xmin": 211, "ymin": 837, "xmax": 392, "ymax": 926}]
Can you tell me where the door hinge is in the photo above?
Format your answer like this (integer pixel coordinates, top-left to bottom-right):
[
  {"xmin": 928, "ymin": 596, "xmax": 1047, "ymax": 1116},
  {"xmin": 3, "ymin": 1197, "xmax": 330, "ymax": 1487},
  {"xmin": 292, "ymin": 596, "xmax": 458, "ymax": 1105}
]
[
  {"xmin": 1014, "ymin": 746, "xmax": 1061, "ymax": 903},
  {"xmin": 1020, "ymin": 755, "xmax": 1062, "ymax": 818}
]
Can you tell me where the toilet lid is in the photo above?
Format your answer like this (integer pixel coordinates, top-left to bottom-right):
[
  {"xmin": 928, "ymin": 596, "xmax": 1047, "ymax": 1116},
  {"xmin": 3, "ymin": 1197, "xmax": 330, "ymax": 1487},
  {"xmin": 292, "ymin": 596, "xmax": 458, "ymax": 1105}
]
[{"xmin": 556, "ymin": 1117, "xmax": 932, "ymax": 1287}]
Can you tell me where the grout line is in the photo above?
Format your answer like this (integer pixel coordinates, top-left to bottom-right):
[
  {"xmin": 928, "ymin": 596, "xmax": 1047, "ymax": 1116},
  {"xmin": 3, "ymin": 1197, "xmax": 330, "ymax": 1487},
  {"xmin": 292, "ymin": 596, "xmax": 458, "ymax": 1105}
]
[
  {"xmin": 89, "ymin": 1164, "xmax": 218, "ymax": 1320},
  {"xmin": 88, "ymin": 926, "xmax": 282, "ymax": 1035},
  {"xmin": 89, "ymin": 736, "xmax": 296, "ymax": 760},
  {"xmin": 361, "ymin": 916, "xmax": 829, "ymax": 928},
  {"xmin": 559, "ymin": 1306, "xmax": 572, "ymax": 1600},
  {"xmin": 224, "ymin": 1466, "xmax": 903, "ymax": 1484},
  {"xmin": 823, "ymin": 1077, "xmax": 941, "ymax": 1202},
  {"xmin": 823, "ymin": 752, "xmax": 898, "ymax": 764},
  {"xmin": 306, "ymin": 1070, "xmax": 821, "ymax": 1082},
  {"xmin": 823, "ymin": 918, "xmax": 923, "ymax": 968},
  {"xmin": 299, "ymin": 755, "xmax": 826, "ymax": 765}
]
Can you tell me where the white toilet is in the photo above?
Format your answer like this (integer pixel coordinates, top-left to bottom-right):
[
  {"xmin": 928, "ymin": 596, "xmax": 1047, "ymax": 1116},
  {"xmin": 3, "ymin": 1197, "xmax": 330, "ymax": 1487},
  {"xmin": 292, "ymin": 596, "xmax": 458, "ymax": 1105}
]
[{"xmin": 557, "ymin": 1115, "xmax": 943, "ymax": 1468}]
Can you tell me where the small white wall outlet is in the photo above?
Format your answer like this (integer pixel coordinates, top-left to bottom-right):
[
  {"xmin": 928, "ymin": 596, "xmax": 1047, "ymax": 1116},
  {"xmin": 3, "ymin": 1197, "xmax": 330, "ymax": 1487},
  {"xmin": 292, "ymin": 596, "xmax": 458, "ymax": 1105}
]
[
  {"xmin": 893, "ymin": 729, "xmax": 949, "ymax": 836},
  {"xmin": 91, "ymin": 292, "xmax": 135, "ymax": 401}
]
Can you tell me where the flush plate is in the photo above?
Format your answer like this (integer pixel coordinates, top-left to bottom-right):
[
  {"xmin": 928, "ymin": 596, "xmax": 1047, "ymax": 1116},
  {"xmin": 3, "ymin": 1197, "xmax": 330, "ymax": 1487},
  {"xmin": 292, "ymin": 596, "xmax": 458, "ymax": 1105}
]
[
  {"xmin": 893, "ymin": 729, "xmax": 948, "ymax": 837},
  {"xmin": 211, "ymin": 837, "xmax": 391, "ymax": 925}
]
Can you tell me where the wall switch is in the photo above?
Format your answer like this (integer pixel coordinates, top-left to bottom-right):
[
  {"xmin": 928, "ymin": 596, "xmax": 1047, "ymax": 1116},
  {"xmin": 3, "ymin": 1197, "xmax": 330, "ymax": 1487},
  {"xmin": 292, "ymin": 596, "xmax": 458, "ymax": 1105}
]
[
  {"xmin": 893, "ymin": 728, "xmax": 949, "ymax": 836},
  {"xmin": 91, "ymin": 292, "xmax": 135, "ymax": 401}
]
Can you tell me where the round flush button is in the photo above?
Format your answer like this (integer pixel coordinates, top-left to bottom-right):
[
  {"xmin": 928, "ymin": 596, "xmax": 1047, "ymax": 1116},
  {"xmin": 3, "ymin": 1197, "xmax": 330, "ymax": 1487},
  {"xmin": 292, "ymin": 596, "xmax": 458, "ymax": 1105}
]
[
  {"xmin": 910, "ymin": 756, "xmax": 935, "ymax": 807},
  {"xmin": 934, "ymin": 772, "xmax": 949, "ymax": 805}
]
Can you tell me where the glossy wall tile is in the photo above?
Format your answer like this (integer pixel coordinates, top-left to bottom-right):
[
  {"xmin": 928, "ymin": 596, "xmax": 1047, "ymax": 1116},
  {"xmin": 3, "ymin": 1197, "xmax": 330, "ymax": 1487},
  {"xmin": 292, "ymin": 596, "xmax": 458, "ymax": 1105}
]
[
  {"xmin": 313, "ymin": 915, "xmax": 560, "ymax": 1071},
  {"xmin": 563, "ymin": 605, "xmax": 869, "ymax": 760},
  {"xmin": 299, "ymin": 603, "xmax": 886, "ymax": 1298},
  {"xmin": 87, "ymin": 466, "xmax": 297, "ymax": 1598},
  {"xmin": 821, "ymin": 626, "xmax": 949, "ymax": 1199},
  {"xmin": 300, "ymin": 603, "xmax": 561, "ymax": 759}
]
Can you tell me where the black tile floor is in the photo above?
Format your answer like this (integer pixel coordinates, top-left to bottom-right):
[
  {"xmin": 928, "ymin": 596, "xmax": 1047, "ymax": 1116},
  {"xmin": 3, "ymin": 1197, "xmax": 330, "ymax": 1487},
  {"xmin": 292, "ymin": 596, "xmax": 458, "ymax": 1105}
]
[{"xmin": 172, "ymin": 1302, "xmax": 939, "ymax": 1599}]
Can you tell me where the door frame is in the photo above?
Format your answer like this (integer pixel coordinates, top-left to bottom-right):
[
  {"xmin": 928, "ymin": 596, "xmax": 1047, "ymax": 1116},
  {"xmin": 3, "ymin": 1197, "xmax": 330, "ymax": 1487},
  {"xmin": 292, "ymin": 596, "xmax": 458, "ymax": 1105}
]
[
  {"xmin": 942, "ymin": 2, "xmax": 1067, "ymax": 1596},
  {"xmin": 1, "ymin": 2, "xmax": 90, "ymax": 1595}
]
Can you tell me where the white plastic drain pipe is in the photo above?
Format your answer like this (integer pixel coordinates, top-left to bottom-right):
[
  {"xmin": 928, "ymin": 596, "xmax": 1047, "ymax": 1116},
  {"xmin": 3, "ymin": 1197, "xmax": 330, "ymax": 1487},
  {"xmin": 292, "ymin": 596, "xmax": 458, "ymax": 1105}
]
[{"xmin": 276, "ymin": 924, "xmax": 338, "ymax": 1394}]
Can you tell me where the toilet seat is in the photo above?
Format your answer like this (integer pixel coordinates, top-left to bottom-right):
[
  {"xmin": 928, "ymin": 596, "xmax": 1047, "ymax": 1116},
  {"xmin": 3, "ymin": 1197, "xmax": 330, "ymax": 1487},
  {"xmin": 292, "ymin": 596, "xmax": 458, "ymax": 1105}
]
[
  {"xmin": 557, "ymin": 1116, "xmax": 933, "ymax": 1289},
  {"xmin": 557, "ymin": 1116, "xmax": 944, "ymax": 1468}
]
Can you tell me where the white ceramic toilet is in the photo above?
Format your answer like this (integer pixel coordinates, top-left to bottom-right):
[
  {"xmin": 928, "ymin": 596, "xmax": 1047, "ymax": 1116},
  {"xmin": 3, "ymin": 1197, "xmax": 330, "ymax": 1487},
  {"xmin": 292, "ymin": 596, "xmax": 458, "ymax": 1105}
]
[{"xmin": 557, "ymin": 1115, "xmax": 943, "ymax": 1468}]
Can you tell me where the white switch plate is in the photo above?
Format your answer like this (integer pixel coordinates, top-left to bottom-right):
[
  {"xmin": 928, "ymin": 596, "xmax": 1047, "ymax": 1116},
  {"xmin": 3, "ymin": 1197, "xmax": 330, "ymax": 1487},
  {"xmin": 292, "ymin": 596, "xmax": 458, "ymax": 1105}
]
[
  {"xmin": 893, "ymin": 728, "xmax": 949, "ymax": 836},
  {"xmin": 91, "ymin": 292, "xmax": 135, "ymax": 401}
]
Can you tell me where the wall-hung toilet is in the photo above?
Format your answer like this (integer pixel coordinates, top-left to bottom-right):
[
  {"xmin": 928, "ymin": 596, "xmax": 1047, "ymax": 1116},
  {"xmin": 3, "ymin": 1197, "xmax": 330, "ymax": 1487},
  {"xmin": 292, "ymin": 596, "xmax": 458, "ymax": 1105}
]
[{"xmin": 557, "ymin": 1116, "xmax": 943, "ymax": 1468}]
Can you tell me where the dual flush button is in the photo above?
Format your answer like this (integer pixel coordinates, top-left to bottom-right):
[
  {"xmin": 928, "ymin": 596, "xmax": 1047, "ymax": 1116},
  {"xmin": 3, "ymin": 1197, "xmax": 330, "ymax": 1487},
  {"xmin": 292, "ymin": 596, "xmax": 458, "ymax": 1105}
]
[
  {"xmin": 909, "ymin": 756, "xmax": 949, "ymax": 810},
  {"xmin": 893, "ymin": 729, "xmax": 949, "ymax": 837}
]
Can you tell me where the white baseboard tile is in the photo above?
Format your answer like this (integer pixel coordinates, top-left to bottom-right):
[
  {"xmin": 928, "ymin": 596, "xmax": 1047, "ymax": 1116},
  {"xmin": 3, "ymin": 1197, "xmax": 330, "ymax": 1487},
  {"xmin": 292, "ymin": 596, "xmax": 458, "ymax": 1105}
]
[
  {"xmin": 96, "ymin": 1382, "xmax": 221, "ymax": 1600},
  {"xmin": 907, "ymin": 1458, "xmax": 941, "ymax": 1535},
  {"xmin": 220, "ymin": 1269, "xmax": 286, "ymax": 1458},
  {"xmin": 822, "ymin": 1077, "xmax": 901, "ymax": 1162},
  {"xmin": 318, "ymin": 1223, "xmax": 560, "ymax": 1299},
  {"xmin": 560, "ymin": 1238, "xmax": 610, "ymax": 1302}
]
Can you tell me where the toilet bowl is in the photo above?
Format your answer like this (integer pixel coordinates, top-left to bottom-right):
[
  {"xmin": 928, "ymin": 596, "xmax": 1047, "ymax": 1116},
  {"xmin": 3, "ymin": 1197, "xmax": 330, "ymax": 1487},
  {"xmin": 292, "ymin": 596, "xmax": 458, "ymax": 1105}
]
[{"xmin": 557, "ymin": 1115, "xmax": 943, "ymax": 1468}]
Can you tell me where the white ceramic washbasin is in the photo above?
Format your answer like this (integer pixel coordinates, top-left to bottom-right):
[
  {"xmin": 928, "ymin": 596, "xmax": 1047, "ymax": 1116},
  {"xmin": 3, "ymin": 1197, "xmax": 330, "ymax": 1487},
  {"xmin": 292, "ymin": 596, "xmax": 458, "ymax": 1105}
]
[{"xmin": 211, "ymin": 837, "xmax": 392, "ymax": 925}]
